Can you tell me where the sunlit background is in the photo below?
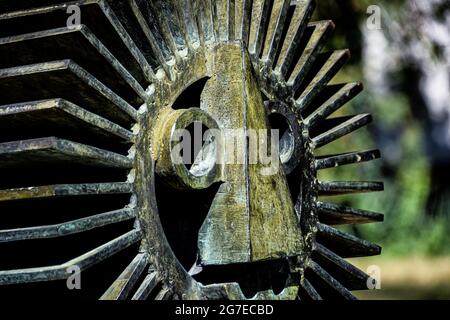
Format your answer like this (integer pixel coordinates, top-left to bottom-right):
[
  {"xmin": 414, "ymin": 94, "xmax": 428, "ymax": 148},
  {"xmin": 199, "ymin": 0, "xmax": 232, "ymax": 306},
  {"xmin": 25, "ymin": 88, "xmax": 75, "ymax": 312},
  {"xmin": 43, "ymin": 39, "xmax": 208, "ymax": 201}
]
[{"xmin": 314, "ymin": 0, "xmax": 450, "ymax": 299}]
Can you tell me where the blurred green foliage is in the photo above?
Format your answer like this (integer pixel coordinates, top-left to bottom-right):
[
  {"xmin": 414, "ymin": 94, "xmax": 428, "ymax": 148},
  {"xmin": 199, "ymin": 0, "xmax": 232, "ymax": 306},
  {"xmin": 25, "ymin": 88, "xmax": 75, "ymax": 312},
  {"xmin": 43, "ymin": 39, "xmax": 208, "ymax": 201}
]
[{"xmin": 314, "ymin": 0, "xmax": 450, "ymax": 257}]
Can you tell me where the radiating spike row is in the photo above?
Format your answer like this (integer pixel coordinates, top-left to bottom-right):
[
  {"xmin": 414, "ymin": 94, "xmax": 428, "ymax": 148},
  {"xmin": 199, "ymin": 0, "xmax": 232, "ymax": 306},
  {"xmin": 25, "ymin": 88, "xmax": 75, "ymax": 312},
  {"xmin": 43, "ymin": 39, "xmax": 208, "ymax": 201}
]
[
  {"xmin": 0, "ymin": 229, "xmax": 142, "ymax": 285},
  {"xmin": 286, "ymin": 20, "xmax": 335, "ymax": 89},
  {"xmin": 216, "ymin": 0, "xmax": 236, "ymax": 41},
  {"xmin": 0, "ymin": 60, "xmax": 138, "ymax": 127},
  {"xmin": 248, "ymin": 0, "xmax": 271, "ymax": 58},
  {"xmin": 171, "ymin": 0, "xmax": 200, "ymax": 49},
  {"xmin": 313, "ymin": 243, "xmax": 370, "ymax": 291},
  {"xmin": 150, "ymin": 0, "xmax": 186, "ymax": 59},
  {"xmin": 0, "ymin": 26, "xmax": 146, "ymax": 104},
  {"xmin": 315, "ymin": 149, "xmax": 381, "ymax": 170},
  {"xmin": 130, "ymin": 0, "xmax": 174, "ymax": 79},
  {"xmin": 317, "ymin": 201, "xmax": 384, "ymax": 226},
  {"xmin": 100, "ymin": 252, "xmax": 149, "ymax": 300},
  {"xmin": 0, "ymin": 208, "xmax": 136, "ymax": 243},
  {"xmin": 132, "ymin": 271, "xmax": 161, "ymax": 300},
  {"xmin": 305, "ymin": 82, "xmax": 363, "ymax": 128},
  {"xmin": 261, "ymin": 0, "xmax": 291, "ymax": 65},
  {"xmin": 0, "ymin": 137, "xmax": 133, "ymax": 169},
  {"xmin": 300, "ymin": 278, "xmax": 322, "ymax": 300},
  {"xmin": 316, "ymin": 223, "xmax": 381, "ymax": 258},
  {"xmin": 0, "ymin": 0, "xmax": 154, "ymax": 84},
  {"xmin": 312, "ymin": 114, "xmax": 372, "ymax": 149},
  {"xmin": 0, "ymin": 182, "xmax": 133, "ymax": 203},
  {"xmin": 274, "ymin": 0, "xmax": 315, "ymax": 77},
  {"xmin": 307, "ymin": 260, "xmax": 357, "ymax": 300},
  {"xmin": 0, "ymin": 99, "xmax": 132, "ymax": 152},
  {"xmin": 318, "ymin": 181, "xmax": 384, "ymax": 196},
  {"xmin": 294, "ymin": 50, "xmax": 350, "ymax": 111}
]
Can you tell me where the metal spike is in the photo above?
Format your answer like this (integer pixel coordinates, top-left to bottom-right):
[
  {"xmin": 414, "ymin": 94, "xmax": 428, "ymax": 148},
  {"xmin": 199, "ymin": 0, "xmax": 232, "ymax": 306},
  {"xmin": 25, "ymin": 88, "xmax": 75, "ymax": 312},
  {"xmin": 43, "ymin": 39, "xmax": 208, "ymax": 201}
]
[
  {"xmin": 295, "ymin": 50, "xmax": 350, "ymax": 111},
  {"xmin": 171, "ymin": 0, "xmax": 200, "ymax": 49},
  {"xmin": 130, "ymin": 0, "xmax": 174, "ymax": 79},
  {"xmin": 131, "ymin": 271, "xmax": 160, "ymax": 300},
  {"xmin": 308, "ymin": 260, "xmax": 357, "ymax": 300},
  {"xmin": 0, "ymin": 0, "xmax": 157, "ymax": 82},
  {"xmin": 0, "ymin": 182, "xmax": 133, "ymax": 203},
  {"xmin": 0, "ymin": 229, "xmax": 142, "ymax": 285},
  {"xmin": 195, "ymin": 0, "xmax": 216, "ymax": 44},
  {"xmin": 0, "ymin": 60, "xmax": 138, "ymax": 127},
  {"xmin": 301, "ymin": 278, "xmax": 322, "ymax": 300},
  {"xmin": 312, "ymin": 114, "xmax": 372, "ymax": 149},
  {"xmin": 236, "ymin": 0, "xmax": 252, "ymax": 45},
  {"xmin": 0, "ymin": 208, "xmax": 136, "ymax": 243},
  {"xmin": 305, "ymin": 82, "xmax": 363, "ymax": 128},
  {"xmin": 317, "ymin": 201, "xmax": 384, "ymax": 225},
  {"xmin": 216, "ymin": 0, "xmax": 235, "ymax": 41},
  {"xmin": 248, "ymin": 0, "xmax": 271, "ymax": 58},
  {"xmin": 0, "ymin": 26, "xmax": 146, "ymax": 101},
  {"xmin": 314, "ymin": 243, "xmax": 370, "ymax": 291},
  {"xmin": 287, "ymin": 20, "xmax": 335, "ymax": 90},
  {"xmin": 275, "ymin": 0, "xmax": 315, "ymax": 77},
  {"xmin": 0, "ymin": 137, "xmax": 133, "ymax": 169},
  {"xmin": 0, "ymin": 99, "xmax": 133, "ymax": 142},
  {"xmin": 317, "ymin": 223, "xmax": 382, "ymax": 258},
  {"xmin": 150, "ymin": 0, "xmax": 186, "ymax": 61},
  {"xmin": 315, "ymin": 149, "xmax": 381, "ymax": 170},
  {"xmin": 155, "ymin": 287, "xmax": 173, "ymax": 300},
  {"xmin": 318, "ymin": 180, "xmax": 384, "ymax": 196},
  {"xmin": 101, "ymin": 252, "xmax": 149, "ymax": 300},
  {"xmin": 261, "ymin": 0, "xmax": 291, "ymax": 65}
]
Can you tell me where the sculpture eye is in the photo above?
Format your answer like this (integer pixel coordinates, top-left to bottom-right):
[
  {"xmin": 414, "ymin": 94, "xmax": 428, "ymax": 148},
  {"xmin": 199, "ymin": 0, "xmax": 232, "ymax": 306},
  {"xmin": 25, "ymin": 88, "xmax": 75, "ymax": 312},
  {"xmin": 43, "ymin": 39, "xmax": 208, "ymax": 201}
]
[{"xmin": 0, "ymin": 0, "xmax": 383, "ymax": 301}]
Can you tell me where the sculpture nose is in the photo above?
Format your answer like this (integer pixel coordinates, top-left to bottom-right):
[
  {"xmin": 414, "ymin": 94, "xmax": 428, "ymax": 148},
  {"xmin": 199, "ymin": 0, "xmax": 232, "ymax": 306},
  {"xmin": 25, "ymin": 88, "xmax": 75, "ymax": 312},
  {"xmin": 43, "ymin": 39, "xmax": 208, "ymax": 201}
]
[{"xmin": 197, "ymin": 43, "xmax": 303, "ymax": 266}]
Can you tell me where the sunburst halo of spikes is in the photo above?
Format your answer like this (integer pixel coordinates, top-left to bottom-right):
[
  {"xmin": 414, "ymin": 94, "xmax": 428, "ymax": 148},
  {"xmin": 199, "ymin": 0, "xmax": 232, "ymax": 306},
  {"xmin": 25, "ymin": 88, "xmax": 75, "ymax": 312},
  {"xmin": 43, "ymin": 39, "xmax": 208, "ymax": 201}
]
[{"xmin": 0, "ymin": 0, "xmax": 383, "ymax": 300}]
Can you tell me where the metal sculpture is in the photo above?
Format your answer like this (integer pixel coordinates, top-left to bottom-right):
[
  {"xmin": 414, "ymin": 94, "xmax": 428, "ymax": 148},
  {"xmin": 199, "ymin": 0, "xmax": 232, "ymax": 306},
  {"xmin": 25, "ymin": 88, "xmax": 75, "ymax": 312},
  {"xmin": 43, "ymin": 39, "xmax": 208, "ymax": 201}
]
[{"xmin": 0, "ymin": 0, "xmax": 383, "ymax": 300}]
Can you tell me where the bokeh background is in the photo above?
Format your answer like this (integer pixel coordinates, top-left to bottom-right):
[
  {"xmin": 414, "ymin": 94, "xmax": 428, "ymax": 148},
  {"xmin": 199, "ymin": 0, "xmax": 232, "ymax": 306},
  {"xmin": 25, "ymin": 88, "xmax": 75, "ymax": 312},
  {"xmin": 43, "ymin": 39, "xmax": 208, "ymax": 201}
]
[{"xmin": 314, "ymin": 0, "xmax": 450, "ymax": 299}]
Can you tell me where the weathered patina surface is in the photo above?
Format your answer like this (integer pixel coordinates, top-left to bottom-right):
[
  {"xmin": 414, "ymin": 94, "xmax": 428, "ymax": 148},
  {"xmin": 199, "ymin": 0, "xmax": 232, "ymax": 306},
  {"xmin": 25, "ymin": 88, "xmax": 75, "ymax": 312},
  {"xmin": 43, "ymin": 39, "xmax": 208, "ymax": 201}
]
[{"xmin": 0, "ymin": 0, "xmax": 384, "ymax": 300}]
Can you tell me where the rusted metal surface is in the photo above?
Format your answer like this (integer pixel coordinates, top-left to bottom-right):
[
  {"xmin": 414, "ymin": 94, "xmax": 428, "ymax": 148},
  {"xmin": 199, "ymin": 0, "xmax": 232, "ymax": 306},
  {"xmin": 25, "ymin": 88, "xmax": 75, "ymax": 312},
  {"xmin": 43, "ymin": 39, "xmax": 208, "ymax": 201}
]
[{"xmin": 0, "ymin": 0, "xmax": 384, "ymax": 300}]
